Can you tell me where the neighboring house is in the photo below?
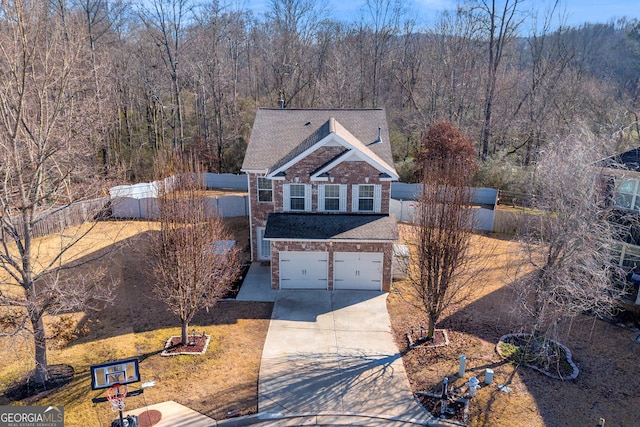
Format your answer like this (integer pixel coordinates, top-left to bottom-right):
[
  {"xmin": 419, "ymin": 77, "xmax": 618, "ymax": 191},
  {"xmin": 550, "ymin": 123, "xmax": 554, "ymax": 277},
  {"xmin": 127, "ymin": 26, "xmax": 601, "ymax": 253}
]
[
  {"xmin": 241, "ymin": 108, "xmax": 399, "ymax": 291},
  {"xmin": 599, "ymin": 147, "xmax": 640, "ymax": 304},
  {"xmin": 599, "ymin": 147, "xmax": 640, "ymax": 270}
]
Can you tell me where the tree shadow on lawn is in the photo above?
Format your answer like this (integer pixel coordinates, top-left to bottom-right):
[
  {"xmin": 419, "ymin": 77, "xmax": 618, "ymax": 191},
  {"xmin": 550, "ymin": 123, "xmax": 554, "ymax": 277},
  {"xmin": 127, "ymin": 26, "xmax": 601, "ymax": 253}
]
[
  {"xmin": 436, "ymin": 279, "xmax": 640, "ymax": 427},
  {"xmin": 57, "ymin": 229, "xmax": 272, "ymax": 347}
]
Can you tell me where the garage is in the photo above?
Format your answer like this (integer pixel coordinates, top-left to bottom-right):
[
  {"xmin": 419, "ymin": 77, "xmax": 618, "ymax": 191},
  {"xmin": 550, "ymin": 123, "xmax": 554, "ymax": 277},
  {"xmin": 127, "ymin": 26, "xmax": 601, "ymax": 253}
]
[
  {"xmin": 333, "ymin": 252, "xmax": 383, "ymax": 290},
  {"xmin": 279, "ymin": 251, "xmax": 328, "ymax": 289}
]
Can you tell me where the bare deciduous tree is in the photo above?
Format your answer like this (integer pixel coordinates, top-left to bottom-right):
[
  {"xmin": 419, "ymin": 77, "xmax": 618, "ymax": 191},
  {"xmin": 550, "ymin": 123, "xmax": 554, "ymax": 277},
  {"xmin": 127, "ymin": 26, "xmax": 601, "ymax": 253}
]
[
  {"xmin": 513, "ymin": 134, "xmax": 625, "ymax": 338},
  {"xmin": 139, "ymin": 0, "xmax": 193, "ymax": 150},
  {"xmin": 153, "ymin": 156, "xmax": 241, "ymax": 345},
  {"xmin": 0, "ymin": 0, "xmax": 115, "ymax": 385},
  {"xmin": 466, "ymin": 0, "xmax": 526, "ymax": 159},
  {"xmin": 405, "ymin": 122, "xmax": 479, "ymax": 339}
]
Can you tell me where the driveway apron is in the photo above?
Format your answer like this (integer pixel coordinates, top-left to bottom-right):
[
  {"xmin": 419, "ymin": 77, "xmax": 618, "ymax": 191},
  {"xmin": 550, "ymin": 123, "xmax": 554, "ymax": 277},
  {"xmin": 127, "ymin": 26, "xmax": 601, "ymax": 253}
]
[{"xmin": 258, "ymin": 290, "xmax": 430, "ymax": 422}]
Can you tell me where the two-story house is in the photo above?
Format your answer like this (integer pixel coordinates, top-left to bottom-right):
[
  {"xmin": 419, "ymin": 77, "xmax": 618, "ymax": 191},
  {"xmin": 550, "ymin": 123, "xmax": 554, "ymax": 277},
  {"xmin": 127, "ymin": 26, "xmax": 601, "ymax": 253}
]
[{"xmin": 241, "ymin": 108, "xmax": 399, "ymax": 291}]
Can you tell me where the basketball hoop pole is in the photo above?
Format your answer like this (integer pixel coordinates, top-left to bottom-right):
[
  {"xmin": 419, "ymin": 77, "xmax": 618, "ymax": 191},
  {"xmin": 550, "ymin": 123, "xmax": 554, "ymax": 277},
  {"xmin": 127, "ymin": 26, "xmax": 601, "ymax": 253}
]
[{"xmin": 117, "ymin": 406, "xmax": 124, "ymax": 427}]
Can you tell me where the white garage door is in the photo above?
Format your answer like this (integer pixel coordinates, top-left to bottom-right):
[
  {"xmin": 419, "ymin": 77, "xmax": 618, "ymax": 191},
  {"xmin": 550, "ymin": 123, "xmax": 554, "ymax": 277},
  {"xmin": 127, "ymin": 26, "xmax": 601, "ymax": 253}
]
[
  {"xmin": 334, "ymin": 252, "xmax": 383, "ymax": 290},
  {"xmin": 280, "ymin": 251, "xmax": 328, "ymax": 289}
]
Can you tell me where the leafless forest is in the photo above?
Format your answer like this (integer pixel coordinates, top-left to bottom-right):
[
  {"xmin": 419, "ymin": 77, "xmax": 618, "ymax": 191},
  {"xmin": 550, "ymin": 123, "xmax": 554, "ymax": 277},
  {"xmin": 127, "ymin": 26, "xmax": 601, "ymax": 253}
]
[{"xmin": 1, "ymin": 0, "xmax": 639, "ymax": 185}]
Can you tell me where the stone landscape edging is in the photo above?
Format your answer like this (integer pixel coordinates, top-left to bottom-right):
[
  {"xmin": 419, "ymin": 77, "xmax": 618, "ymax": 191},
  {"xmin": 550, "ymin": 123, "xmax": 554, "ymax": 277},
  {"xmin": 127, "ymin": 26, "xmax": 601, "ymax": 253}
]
[{"xmin": 496, "ymin": 333, "xmax": 579, "ymax": 380}]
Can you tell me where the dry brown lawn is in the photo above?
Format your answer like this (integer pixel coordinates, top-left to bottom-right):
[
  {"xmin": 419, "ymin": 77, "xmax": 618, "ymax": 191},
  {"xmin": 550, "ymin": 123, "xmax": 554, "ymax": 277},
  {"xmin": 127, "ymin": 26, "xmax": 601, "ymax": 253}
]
[
  {"xmin": 3, "ymin": 218, "xmax": 639, "ymax": 427},
  {"xmin": 0, "ymin": 218, "xmax": 271, "ymax": 426},
  {"xmin": 388, "ymin": 229, "xmax": 640, "ymax": 427}
]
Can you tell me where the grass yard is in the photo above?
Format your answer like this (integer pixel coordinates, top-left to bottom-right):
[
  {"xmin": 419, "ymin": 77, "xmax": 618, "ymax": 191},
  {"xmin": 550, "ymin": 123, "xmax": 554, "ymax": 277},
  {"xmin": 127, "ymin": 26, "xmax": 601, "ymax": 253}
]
[
  {"xmin": 0, "ymin": 218, "xmax": 272, "ymax": 426},
  {"xmin": 3, "ymin": 218, "xmax": 639, "ymax": 427},
  {"xmin": 388, "ymin": 229, "xmax": 640, "ymax": 427}
]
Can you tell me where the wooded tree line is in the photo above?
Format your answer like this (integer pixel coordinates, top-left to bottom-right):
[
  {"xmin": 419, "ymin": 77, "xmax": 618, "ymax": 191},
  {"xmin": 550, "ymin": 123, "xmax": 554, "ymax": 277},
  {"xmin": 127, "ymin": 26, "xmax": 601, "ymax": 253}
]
[{"xmin": 2, "ymin": 0, "xmax": 639, "ymax": 184}]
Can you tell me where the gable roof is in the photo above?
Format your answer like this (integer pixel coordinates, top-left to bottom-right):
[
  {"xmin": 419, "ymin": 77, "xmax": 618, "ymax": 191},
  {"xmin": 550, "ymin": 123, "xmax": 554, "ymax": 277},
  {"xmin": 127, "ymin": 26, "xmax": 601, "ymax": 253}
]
[
  {"xmin": 241, "ymin": 109, "xmax": 397, "ymax": 178},
  {"xmin": 598, "ymin": 147, "xmax": 640, "ymax": 173}
]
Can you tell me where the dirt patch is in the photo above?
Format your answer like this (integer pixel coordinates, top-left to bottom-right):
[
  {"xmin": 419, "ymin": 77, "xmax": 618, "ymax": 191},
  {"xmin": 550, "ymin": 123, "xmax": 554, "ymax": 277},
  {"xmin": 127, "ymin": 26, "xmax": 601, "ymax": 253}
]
[
  {"xmin": 169, "ymin": 189, "xmax": 248, "ymax": 198},
  {"xmin": 4, "ymin": 364, "xmax": 74, "ymax": 402},
  {"xmin": 417, "ymin": 393, "xmax": 468, "ymax": 424}
]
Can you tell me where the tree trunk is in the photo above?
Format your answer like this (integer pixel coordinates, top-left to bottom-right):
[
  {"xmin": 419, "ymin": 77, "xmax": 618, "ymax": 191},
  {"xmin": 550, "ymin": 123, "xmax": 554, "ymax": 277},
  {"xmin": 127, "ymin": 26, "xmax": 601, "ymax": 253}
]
[
  {"xmin": 181, "ymin": 321, "xmax": 190, "ymax": 345},
  {"xmin": 31, "ymin": 314, "xmax": 49, "ymax": 385},
  {"xmin": 427, "ymin": 314, "xmax": 437, "ymax": 340}
]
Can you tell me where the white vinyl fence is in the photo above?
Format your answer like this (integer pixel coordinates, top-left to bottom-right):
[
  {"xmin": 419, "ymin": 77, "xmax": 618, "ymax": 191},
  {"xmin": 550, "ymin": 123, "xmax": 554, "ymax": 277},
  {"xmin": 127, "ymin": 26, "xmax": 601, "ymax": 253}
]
[
  {"xmin": 390, "ymin": 185, "xmax": 498, "ymax": 232},
  {"xmin": 109, "ymin": 173, "xmax": 249, "ymax": 219},
  {"xmin": 109, "ymin": 175, "xmax": 498, "ymax": 230}
]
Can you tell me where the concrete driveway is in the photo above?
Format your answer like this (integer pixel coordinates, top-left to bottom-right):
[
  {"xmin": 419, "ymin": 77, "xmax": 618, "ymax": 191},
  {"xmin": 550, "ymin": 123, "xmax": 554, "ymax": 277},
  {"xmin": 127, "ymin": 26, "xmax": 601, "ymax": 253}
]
[{"xmin": 258, "ymin": 290, "xmax": 433, "ymax": 425}]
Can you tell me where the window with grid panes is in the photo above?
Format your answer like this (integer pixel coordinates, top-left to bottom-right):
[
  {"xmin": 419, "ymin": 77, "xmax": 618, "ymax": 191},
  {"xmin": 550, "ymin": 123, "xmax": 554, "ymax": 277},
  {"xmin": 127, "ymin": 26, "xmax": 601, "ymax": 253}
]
[
  {"xmin": 289, "ymin": 184, "xmax": 306, "ymax": 210},
  {"xmin": 257, "ymin": 177, "xmax": 272, "ymax": 202},
  {"xmin": 324, "ymin": 184, "xmax": 340, "ymax": 211},
  {"xmin": 358, "ymin": 185, "xmax": 374, "ymax": 211}
]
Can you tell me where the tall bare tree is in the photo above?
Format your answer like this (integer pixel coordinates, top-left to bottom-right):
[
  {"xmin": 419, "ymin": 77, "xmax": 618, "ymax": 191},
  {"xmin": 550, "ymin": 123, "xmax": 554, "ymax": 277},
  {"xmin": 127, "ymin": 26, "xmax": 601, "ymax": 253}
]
[
  {"xmin": 513, "ymin": 134, "xmax": 625, "ymax": 338},
  {"xmin": 405, "ymin": 123, "xmax": 479, "ymax": 339},
  {"xmin": 466, "ymin": 0, "xmax": 525, "ymax": 159},
  {"xmin": 139, "ymin": 0, "xmax": 193, "ymax": 150},
  {"xmin": 0, "ymin": 0, "xmax": 114, "ymax": 385},
  {"xmin": 153, "ymin": 156, "xmax": 241, "ymax": 345},
  {"xmin": 359, "ymin": 0, "xmax": 404, "ymax": 107}
]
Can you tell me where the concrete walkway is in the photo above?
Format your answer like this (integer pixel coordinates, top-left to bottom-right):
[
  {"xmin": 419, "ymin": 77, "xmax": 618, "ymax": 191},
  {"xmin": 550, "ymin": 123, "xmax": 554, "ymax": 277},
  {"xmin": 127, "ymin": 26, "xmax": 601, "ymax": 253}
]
[
  {"xmin": 123, "ymin": 401, "xmax": 214, "ymax": 426},
  {"xmin": 236, "ymin": 263, "xmax": 276, "ymax": 302},
  {"xmin": 258, "ymin": 290, "xmax": 434, "ymax": 425}
]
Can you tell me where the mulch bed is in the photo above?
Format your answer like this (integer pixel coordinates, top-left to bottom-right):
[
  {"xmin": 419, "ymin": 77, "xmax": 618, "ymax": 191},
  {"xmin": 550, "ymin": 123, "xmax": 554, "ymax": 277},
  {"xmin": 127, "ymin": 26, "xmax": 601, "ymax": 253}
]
[
  {"xmin": 3, "ymin": 364, "xmax": 74, "ymax": 402},
  {"xmin": 497, "ymin": 333, "xmax": 578, "ymax": 380},
  {"xmin": 161, "ymin": 335, "xmax": 210, "ymax": 356},
  {"xmin": 406, "ymin": 328, "xmax": 450, "ymax": 349},
  {"xmin": 223, "ymin": 263, "xmax": 251, "ymax": 299}
]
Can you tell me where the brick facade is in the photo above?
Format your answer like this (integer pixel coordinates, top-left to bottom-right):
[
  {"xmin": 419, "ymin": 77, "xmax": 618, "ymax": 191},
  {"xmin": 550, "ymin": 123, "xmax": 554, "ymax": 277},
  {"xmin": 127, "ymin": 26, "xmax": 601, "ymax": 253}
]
[{"xmin": 246, "ymin": 130, "xmax": 396, "ymax": 292}]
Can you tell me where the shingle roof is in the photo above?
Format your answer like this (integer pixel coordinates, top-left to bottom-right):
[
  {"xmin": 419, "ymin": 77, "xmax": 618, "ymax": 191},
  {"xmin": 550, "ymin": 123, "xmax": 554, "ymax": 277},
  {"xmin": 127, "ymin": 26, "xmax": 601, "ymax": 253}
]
[
  {"xmin": 241, "ymin": 108, "xmax": 395, "ymax": 173},
  {"xmin": 598, "ymin": 147, "xmax": 640, "ymax": 172},
  {"xmin": 263, "ymin": 213, "xmax": 399, "ymax": 241}
]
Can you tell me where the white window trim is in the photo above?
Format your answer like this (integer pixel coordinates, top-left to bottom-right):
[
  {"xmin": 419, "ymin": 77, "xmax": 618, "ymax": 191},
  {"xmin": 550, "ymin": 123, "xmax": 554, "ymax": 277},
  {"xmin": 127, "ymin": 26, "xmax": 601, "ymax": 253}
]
[
  {"xmin": 352, "ymin": 184, "xmax": 382, "ymax": 213},
  {"xmin": 257, "ymin": 227, "xmax": 270, "ymax": 261},
  {"xmin": 319, "ymin": 184, "xmax": 347, "ymax": 212},
  {"xmin": 616, "ymin": 178, "xmax": 640, "ymax": 211},
  {"xmin": 284, "ymin": 183, "xmax": 312, "ymax": 212}
]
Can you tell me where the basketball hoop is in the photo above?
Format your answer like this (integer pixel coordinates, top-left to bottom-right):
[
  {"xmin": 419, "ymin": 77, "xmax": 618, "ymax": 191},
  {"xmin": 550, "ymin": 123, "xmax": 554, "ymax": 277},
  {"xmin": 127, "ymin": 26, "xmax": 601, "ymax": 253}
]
[{"xmin": 106, "ymin": 383, "xmax": 128, "ymax": 412}]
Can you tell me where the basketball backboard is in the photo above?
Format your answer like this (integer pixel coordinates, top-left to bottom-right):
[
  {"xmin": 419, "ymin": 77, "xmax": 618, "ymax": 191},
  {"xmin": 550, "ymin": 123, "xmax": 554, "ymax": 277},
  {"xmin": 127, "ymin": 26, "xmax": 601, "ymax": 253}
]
[{"xmin": 90, "ymin": 358, "xmax": 140, "ymax": 390}]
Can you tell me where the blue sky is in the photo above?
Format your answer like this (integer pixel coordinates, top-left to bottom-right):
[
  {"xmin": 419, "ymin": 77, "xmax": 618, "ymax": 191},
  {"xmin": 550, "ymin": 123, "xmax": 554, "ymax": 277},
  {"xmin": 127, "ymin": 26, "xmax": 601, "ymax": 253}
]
[{"xmin": 243, "ymin": 0, "xmax": 639, "ymax": 28}]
